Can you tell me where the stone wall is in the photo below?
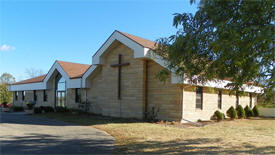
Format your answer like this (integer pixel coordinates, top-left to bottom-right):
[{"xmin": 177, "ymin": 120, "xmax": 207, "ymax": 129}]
[
  {"xmin": 66, "ymin": 88, "xmax": 86, "ymax": 109},
  {"xmin": 86, "ymin": 42, "xmax": 144, "ymax": 119},
  {"xmin": 147, "ymin": 61, "xmax": 183, "ymax": 121},
  {"xmin": 183, "ymin": 85, "xmax": 257, "ymax": 122},
  {"xmin": 12, "ymin": 90, "xmax": 54, "ymax": 108}
]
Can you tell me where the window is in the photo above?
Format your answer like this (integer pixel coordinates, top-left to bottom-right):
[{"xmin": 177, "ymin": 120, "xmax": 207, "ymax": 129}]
[
  {"xmin": 43, "ymin": 90, "xmax": 48, "ymax": 102},
  {"xmin": 196, "ymin": 87, "xmax": 203, "ymax": 109},
  {"xmin": 33, "ymin": 90, "xmax": 37, "ymax": 101},
  {"xmin": 22, "ymin": 91, "xmax": 25, "ymax": 101},
  {"xmin": 249, "ymin": 93, "xmax": 253, "ymax": 108},
  {"xmin": 15, "ymin": 91, "xmax": 18, "ymax": 101},
  {"xmin": 218, "ymin": 90, "xmax": 222, "ymax": 109},
  {"xmin": 236, "ymin": 94, "xmax": 239, "ymax": 107},
  {"xmin": 75, "ymin": 88, "xmax": 81, "ymax": 103}
]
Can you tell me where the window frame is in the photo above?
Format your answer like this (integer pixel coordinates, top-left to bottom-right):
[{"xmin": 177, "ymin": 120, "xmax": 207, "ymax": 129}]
[
  {"xmin": 75, "ymin": 88, "xmax": 81, "ymax": 103},
  {"xmin": 22, "ymin": 91, "xmax": 25, "ymax": 101},
  {"xmin": 249, "ymin": 93, "xmax": 253, "ymax": 108},
  {"xmin": 43, "ymin": 90, "xmax": 48, "ymax": 102},
  {"xmin": 236, "ymin": 94, "xmax": 239, "ymax": 107},
  {"xmin": 218, "ymin": 90, "xmax": 222, "ymax": 109},
  {"xmin": 33, "ymin": 90, "xmax": 37, "ymax": 101},
  {"xmin": 15, "ymin": 91, "xmax": 18, "ymax": 101},
  {"xmin": 196, "ymin": 87, "xmax": 203, "ymax": 110}
]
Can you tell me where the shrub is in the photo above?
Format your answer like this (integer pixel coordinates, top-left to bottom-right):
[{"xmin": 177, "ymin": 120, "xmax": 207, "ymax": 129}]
[
  {"xmin": 146, "ymin": 107, "xmax": 159, "ymax": 122},
  {"xmin": 226, "ymin": 106, "xmax": 237, "ymax": 119},
  {"xmin": 34, "ymin": 107, "xmax": 42, "ymax": 114},
  {"xmin": 252, "ymin": 105, "xmax": 260, "ymax": 117},
  {"xmin": 12, "ymin": 106, "xmax": 24, "ymax": 112},
  {"xmin": 222, "ymin": 113, "xmax": 226, "ymax": 119},
  {"xmin": 1, "ymin": 102, "xmax": 8, "ymax": 108},
  {"xmin": 56, "ymin": 106, "xmax": 68, "ymax": 113},
  {"xmin": 212, "ymin": 110, "xmax": 224, "ymax": 121},
  {"xmin": 236, "ymin": 105, "xmax": 246, "ymax": 118},
  {"xmin": 43, "ymin": 106, "xmax": 54, "ymax": 113},
  {"xmin": 244, "ymin": 105, "xmax": 254, "ymax": 118}
]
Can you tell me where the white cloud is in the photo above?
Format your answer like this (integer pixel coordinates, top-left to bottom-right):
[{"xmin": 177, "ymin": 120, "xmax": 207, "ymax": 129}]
[{"xmin": 0, "ymin": 44, "xmax": 16, "ymax": 52}]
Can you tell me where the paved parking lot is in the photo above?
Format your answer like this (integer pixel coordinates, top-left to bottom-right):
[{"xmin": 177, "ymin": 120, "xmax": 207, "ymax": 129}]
[{"xmin": 0, "ymin": 112, "xmax": 114, "ymax": 154}]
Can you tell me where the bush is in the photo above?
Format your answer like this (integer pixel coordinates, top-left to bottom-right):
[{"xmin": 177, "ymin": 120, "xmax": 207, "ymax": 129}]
[
  {"xmin": 252, "ymin": 105, "xmax": 260, "ymax": 117},
  {"xmin": 12, "ymin": 106, "xmax": 24, "ymax": 112},
  {"xmin": 244, "ymin": 105, "xmax": 254, "ymax": 118},
  {"xmin": 226, "ymin": 106, "xmax": 237, "ymax": 119},
  {"xmin": 34, "ymin": 107, "xmax": 42, "ymax": 114},
  {"xmin": 56, "ymin": 106, "xmax": 68, "ymax": 113},
  {"xmin": 222, "ymin": 113, "xmax": 226, "ymax": 119},
  {"xmin": 212, "ymin": 110, "xmax": 224, "ymax": 121},
  {"xmin": 43, "ymin": 106, "xmax": 54, "ymax": 113},
  {"xmin": 1, "ymin": 102, "xmax": 8, "ymax": 108},
  {"xmin": 236, "ymin": 105, "xmax": 246, "ymax": 118}
]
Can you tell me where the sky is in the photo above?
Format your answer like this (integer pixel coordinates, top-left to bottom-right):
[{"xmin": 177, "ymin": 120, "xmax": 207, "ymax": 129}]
[{"xmin": 0, "ymin": 0, "xmax": 197, "ymax": 81}]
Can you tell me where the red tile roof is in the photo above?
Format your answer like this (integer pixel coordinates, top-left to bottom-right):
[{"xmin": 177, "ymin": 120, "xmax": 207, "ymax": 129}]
[
  {"xmin": 57, "ymin": 60, "xmax": 90, "ymax": 79},
  {"xmin": 118, "ymin": 31, "xmax": 157, "ymax": 50},
  {"xmin": 12, "ymin": 61, "xmax": 91, "ymax": 85},
  {"xmin": 12, "ymin": 74, "xmax": 46, "ymax": 85}
]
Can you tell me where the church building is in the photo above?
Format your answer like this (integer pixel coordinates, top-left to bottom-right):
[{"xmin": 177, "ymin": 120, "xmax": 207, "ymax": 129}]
[{"xmin": 9, "ymin": 30, "xmax": 262, "ymax": 122}]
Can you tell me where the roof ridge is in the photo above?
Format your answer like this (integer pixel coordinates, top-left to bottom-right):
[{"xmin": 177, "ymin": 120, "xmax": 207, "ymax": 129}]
[
  {"xmin": 116, "ymin": 30, "xmax": 157, "ymax": 49},
  {"xmin": 56, "ymin": 60, "xmax": 90, "ymax": 66}
]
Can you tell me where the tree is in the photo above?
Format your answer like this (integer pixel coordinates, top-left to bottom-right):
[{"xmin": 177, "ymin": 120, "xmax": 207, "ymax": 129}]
[
  {"xmin": 0, "ymin": 73, "xmax": 15, "ymax": 104},
  {"xmin": 156, "ymin": 0, "xmax": 274, "ymax": 99},
  {"xmin": 25, "ymin": 68, "xmax": 44, "ymax": 78},
  {"xmin": 0, "ymin": 73, "xmax": 15, "ymax": 84}
]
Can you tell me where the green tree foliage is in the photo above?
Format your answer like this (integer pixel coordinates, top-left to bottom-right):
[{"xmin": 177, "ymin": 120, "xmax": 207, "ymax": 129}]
[
  {"xmin": 226, "ymin": 106, "xmax": 237, "ymax": 119},
  {"xmin": 156, "ymin": 0, "xmax": 274, "ymax": 99},
  {"xmin": 236, "ymin": 105, "xmax": 246, "ymax": 118},
  {"xmin": 0, "ymin": 73, "xmax": 15, "ymax": 104}
]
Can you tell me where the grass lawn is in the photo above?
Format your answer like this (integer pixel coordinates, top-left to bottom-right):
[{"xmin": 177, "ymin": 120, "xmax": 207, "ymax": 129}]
[{"xmin": 39, "ymin": 112, "xmax": 275, "ymax": 154}]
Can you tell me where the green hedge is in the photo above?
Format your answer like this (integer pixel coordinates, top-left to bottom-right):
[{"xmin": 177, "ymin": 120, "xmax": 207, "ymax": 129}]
[
  {"xmin": 252, "ymin": 105, "xmax": 260, "ymax": 117},
  {"xmin": 236, "ymin": 105, "xmax": 246, "ymax": 118},
  {"xmin": 244, "ymin": 105, "xmax": 254, "ymax": 117},
  {"xmin": 226, "ymin": 106, "xmax": 237, "ymax": 119},
  {"xmin": 12, "ymin": 106, "xmax": 24, "ymax": 112},
  {"xmin": 212, "ymin": 110, "xmax": 225, "ymax": 121}
]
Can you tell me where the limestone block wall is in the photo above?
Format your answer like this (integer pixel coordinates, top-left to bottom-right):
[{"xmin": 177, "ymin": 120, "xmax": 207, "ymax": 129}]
[
  {"xmin": 13, "ymin": 91, "xmax": 25, "ymax": 107},
  {"xmin": 183, "ymin": 85, "xmax": 257, "ymax": 122},
  {"xmin": 86, "ymin": 42, "xmax": 144, "ymax": 119},
  {"xmin": 147, "ymin": 61, "xmax": 183, "ymax": 121},
  {"xmin": 12, "ymin": 89, "xmax": 55, "ymax": 108},
  {"xmin": 66, "ymin": 88, "xmax": 87, "ymax": 109}
]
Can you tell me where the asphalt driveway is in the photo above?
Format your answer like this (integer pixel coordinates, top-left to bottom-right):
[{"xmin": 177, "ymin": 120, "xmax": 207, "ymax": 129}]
[{"xmin": 0, "ymin": 112, "xmax": 114, "ymax": 154}]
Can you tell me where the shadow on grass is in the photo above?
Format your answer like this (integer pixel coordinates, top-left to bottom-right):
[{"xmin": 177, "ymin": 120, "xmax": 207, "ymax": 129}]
[
  {"xmin": 0, "ymin": 133, "xmax": 113, "ymax": 154},
  {"xmin": 0, "ymin": 111, "xmax": 142, "ymax": 126},
  {"xmin": 115, "ymin": 138, "xmax": 275, "ymax": 154},
  {"xmin": 37, "ymin": 112, "xmax": 144, "ymax": 126}
]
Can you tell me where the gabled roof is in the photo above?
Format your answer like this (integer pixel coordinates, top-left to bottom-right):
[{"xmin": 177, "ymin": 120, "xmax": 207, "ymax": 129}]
[
  {"xmin": 12, "ymin": 74, "xmax": 46, "ymax": 85},
  {"xmin": 12, "ymin": 61, "xmax": 90, "ymax": 85},
  {"xmin": 118, "ymin": 31, "xmax": 157, "ymax": 50},
  {"xmin": 57, "ymin": 60, "xmax": 90, "ymax": 79}
]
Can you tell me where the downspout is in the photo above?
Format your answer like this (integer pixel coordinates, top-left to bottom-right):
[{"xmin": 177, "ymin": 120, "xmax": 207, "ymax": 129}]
[{"xmin": 144, "ymin": 60, "xmax": 148, "ymax": 120}]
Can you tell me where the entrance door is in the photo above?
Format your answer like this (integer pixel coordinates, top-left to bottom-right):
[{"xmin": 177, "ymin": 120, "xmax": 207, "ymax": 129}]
[
  {"xmin": 56, "ymin": 91, "xmax": 66, "ymax": 107},
  {"xmin": 55, "ymin": 76, "xmax": 66, "ymax": 108}
]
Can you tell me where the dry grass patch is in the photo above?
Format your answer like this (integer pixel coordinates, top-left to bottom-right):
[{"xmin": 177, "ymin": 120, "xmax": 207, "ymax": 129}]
[{"xmin": 39, "ymin": 113, "xmax": 275, "ymax": 154}]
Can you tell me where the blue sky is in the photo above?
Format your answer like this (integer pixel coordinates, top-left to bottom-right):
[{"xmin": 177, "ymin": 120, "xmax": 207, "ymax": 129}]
[{"xmin": 0, "ymin": 0, "xmax": 197, "ymax": 81}]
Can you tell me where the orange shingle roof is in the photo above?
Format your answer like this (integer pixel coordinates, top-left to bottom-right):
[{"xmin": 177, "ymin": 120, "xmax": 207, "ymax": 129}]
[
  {"xmin": 12, "ymin": 61, "xmax": 91, "ymax": 85},
  {"xmin": 12, "ymin": 74, "xmax": 46, "ymax": 85},
  {"xmin": 118, "ymin": 31, "xmax": 157, "ymax": 50},
  {"xmin": 57, "ymin": 60, "xmax": 90, "ymax": 79}
]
